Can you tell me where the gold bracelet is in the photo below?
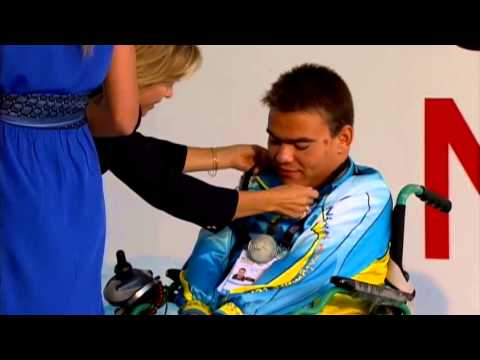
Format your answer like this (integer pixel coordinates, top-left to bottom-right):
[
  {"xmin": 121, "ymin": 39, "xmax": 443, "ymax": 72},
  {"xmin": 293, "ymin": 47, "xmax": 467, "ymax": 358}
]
[{"xmin": 208, "ymin": 147, "xmax": 218, "ymax": 177}]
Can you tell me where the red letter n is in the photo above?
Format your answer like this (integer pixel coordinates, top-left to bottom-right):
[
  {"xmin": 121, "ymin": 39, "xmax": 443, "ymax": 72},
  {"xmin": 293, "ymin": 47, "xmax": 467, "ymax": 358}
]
[{"xmin": 425, "ymin": 99, "xmax": 480, "ymax": 259}]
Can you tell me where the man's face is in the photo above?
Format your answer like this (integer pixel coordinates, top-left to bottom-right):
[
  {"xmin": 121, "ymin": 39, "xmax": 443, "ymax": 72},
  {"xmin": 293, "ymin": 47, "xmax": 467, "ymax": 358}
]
[
  {"xmin": 267, "ymin": 110, "xmax": 352, "ymax": 188},
  {"xmin": 237, "ymin": 268, "xmax": 246, "ymax": 279}
]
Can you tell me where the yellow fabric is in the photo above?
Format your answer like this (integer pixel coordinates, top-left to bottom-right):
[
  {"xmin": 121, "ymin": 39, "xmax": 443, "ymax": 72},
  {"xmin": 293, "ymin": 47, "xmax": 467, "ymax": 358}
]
[
  {"xmin": 217, "ymin": 302, "xmax": 244, "ymax": 315},
  {"xmin": 319, "ymin": 252, "xmax": 390, "ymax": 315},
  {"xmin": 179, "ymin": 271, "xmax": 193, "ymax": 302},
  {"xmin": 351, "ymin": 251, "xmax": 390, "ymax": 286},
  {"xmin": 179, "ymin": 271, "xmax": 212, "ymax": 314},
  {"xmin": 182, "ymin": 300, "xmax": 212, "ymax": 315}
]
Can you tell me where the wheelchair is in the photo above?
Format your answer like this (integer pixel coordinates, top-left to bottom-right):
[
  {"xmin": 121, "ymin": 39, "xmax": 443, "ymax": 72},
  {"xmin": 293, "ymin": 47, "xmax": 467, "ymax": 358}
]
[{"xmin": 103, "ymin": 184, "xmax": 452, "ymax": 315}]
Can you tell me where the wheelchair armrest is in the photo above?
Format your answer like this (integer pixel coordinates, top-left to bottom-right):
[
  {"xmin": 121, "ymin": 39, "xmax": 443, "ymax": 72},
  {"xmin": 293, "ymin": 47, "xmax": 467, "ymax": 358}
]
[
  {"xmin": 165, "ymin": 268, "xmax": 182, "ymax": 303},
  {"xmin": 166, "ymin": 268, "xmax": 181, "ymax": 283},
  {"xmin": 330, "ymin": 276, "xmax": 415, "ymax": 303}
]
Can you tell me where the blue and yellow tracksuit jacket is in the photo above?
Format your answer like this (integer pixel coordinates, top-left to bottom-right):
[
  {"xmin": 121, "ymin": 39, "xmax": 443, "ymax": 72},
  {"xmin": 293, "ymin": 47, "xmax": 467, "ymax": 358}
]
[{"xmin": 176, "ymin": 159, "xmax": 392, "ymax": 315}]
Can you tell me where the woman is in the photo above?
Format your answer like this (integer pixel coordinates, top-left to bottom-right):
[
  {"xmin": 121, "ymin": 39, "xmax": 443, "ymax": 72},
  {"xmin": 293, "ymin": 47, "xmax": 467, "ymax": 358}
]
[
  {"xmin": 0, "ymin": 45, "xmax": 139, "ymax": 314},
  {"xmin": 94, "ymin": 45, "xmax": 319, "ymax": 233}
]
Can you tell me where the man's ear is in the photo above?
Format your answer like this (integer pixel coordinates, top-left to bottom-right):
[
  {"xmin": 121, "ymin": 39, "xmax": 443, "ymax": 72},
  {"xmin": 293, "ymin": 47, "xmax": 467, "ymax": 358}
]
[{"xmin": 335, "ymin": 125, "xmax": 353, "ymax": 155}]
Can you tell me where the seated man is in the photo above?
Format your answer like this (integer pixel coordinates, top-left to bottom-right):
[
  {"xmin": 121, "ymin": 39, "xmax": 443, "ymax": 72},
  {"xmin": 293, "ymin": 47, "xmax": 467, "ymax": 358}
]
[{"xmin": 176, "ymin": 64, "xmax": 392, "ymax": 315}]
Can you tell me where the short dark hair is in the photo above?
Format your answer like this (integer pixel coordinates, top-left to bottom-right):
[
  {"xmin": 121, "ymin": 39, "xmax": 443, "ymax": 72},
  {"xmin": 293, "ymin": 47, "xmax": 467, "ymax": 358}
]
[{"xmin": 262, "ymin": 63, "xmax": 354, "ymax": 135}]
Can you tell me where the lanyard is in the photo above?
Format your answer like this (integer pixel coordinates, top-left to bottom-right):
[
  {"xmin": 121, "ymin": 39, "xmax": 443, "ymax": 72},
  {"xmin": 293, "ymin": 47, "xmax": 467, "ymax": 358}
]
[{"xmin": 237, "ymin": 159, "xmax": 351, "ymax": 250}]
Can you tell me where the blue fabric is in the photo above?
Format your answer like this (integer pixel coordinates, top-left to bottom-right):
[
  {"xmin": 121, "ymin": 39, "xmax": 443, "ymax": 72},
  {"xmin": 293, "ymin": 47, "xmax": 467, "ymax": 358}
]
[
  {"xmin": 179, "ymin": 159, "xmax": 392, "ymax": 315},
  {"xmin": 0, "ymin": 45, "xmax": 113, "ymax": 314},
  {"xmin": 0, "ymin": 45, "xmax": 113, "ymax": 95}
]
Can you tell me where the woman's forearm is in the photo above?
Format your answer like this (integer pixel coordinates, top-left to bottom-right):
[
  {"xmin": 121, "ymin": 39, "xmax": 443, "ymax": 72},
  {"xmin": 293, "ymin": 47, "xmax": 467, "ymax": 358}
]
[
  {"xmin": 233, "ymin": 191, "xmax": 275, "ymax": 219},
  {"xmin": 183, "ymin": 144, "xmax": 264, "ymax": 174},
  {"xmin": 183, "ymin": 146, "xmax": 231, "ymax": 173}
]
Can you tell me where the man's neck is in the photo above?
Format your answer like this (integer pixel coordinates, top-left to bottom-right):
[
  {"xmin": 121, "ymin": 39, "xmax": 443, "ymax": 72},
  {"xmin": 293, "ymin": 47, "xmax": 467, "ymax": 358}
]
[{"xmin": 312, "ymin": 158, "xmax": 350, "ymax": 191}]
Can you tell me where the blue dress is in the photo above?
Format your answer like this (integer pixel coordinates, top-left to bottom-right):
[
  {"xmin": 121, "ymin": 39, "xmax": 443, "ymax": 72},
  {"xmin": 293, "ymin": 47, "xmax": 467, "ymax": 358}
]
[{"xmin": 0, "ymin": 45, "xmax": 114, "ymax": 314}]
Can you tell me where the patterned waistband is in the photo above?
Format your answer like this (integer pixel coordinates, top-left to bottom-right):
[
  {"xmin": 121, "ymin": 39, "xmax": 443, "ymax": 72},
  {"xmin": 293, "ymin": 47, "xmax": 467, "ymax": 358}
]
[{"xmin": 0, "ymin": 93, "xmax": 89, "ymax": 129}]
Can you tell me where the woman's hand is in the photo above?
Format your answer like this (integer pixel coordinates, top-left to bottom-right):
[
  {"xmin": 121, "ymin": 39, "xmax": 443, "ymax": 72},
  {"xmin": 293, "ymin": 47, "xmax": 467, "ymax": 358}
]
[
  {"xmin": 235, "ymin": 184, "xmax": 319, "ymax": 220},
  {"xmin": 264, "ymin": 184, "xmax": 319, "ymax": 219},
  {"xmin": 219, "ymin": 144, "xmax": 270, "ymax": 173}
]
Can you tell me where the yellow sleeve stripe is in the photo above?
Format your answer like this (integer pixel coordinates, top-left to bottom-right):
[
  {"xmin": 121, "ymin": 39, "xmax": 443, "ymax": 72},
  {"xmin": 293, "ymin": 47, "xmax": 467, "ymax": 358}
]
[
  {"xmin": 179, "ymin": 271, "xmax": 213, "ymax": 314},
  {"xmin": 182, "ymin": 300, "xmax": 212, "ymax": 315},
  {"xmin": 319, "ymin": 252, "xmax": 390, "ymax": 315},
  {"xmin": 179, "ymin": 270, "xmax": 193, "ymax": 302},
  {"xmin": 351, "ymin": 251, "xmax": 390, "ymax": 285}
]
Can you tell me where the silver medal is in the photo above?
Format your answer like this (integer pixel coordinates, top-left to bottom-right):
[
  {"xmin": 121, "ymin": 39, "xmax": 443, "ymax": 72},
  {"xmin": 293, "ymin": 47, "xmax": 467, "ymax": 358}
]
[{"xmin": 247, "ymin": 234, "xmax": 279, "ymax": 264}]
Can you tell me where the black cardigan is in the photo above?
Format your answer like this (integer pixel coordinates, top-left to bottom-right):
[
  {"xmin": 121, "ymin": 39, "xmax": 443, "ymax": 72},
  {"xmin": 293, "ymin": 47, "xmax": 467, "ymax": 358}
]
[{"xmin": 94, "ymin": 131, "xmax": 239, "ymax": 232}]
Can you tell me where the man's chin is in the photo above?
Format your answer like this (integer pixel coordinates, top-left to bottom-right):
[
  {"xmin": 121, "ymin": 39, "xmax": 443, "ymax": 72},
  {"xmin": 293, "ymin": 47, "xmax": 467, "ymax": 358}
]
[{"xmin": 280, "ymin": 176, "xmax": 308, "ymax": 187}]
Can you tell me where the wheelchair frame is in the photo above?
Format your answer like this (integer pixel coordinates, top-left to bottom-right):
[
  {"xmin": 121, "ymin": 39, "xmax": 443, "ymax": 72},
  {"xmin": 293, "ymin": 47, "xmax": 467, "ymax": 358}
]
[{"xmin": 104, "ymin": 184, "xmax": 451, "ymax": 315}]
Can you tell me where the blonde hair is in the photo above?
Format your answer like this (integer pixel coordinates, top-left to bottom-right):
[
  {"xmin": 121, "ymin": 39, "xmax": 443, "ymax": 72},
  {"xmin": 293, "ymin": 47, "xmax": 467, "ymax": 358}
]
[{"xmin": 135, "ymin": 45, "xmax": 202, "ymax": 89}]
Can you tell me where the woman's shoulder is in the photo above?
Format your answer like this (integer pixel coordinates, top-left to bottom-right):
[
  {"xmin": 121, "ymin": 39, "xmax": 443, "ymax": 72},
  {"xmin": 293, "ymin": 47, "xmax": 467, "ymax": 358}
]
[{"xmin": 0, "ymin": 45, "xmax": 114, "ymax": 94}]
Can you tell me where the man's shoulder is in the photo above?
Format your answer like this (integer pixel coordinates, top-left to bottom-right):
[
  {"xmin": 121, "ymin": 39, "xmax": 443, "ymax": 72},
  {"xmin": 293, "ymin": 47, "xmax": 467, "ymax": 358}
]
[
  {"xmin": 351, "ymin": 162, "xmax": 390, "ymax": 190},
  {"xmin": 334, "ymin": 162, "xmax": 391, "ymax": 205},
  {"xmin": 351, "ymin": 160, "xmax": 384, "ymax": 178}
]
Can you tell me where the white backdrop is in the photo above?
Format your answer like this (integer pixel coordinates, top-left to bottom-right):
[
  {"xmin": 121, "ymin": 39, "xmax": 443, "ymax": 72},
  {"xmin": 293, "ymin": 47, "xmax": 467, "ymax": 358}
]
[{"xmin": 102, "ymin": 45, "xmax": 480, "ymax": 314}]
